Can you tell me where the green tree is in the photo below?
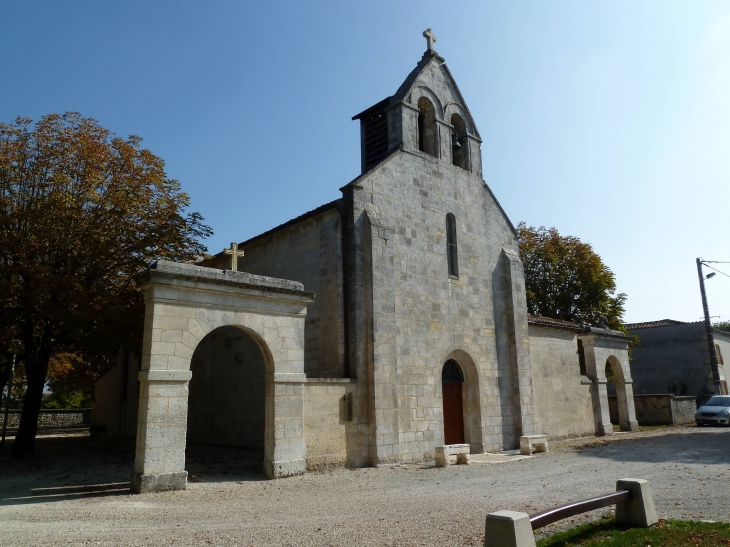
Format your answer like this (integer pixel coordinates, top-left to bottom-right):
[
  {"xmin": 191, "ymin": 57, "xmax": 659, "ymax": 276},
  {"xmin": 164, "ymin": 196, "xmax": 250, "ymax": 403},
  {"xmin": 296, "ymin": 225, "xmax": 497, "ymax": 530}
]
[
  {"xmin": 713, "ymin": 321, "xmax": 730, "ymax": 333},
  {"xmin": 517, "ymin": 223, "xmax": 627, "ymax": 329},
  {"xmin": 42, "ymin": 352, "xmax": 109, "ymax": 409},
  {"xmin": 0, "ymin": 113, "xmax": 211, "ymax": 457}
]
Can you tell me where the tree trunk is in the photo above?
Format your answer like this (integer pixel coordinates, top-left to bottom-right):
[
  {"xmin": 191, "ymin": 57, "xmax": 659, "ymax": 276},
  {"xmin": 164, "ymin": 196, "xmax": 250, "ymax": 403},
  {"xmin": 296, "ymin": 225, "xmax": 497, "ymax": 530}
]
[
  {"xmin": 12, "ymin": 346, "xmax": 51, "ymax": 458},
  {"xmin": 0, "ymin": 357, "xmax": 12, "ymax": 403}
]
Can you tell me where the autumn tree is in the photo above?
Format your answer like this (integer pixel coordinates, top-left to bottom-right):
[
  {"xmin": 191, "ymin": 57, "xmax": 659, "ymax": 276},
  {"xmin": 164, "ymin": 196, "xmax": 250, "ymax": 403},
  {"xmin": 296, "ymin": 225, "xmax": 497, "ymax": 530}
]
[
  {"xmin": 0, "ymin": 113, "xmax": 211, "ymax": 457},
  {"xmin": 43, "ymin": 353, "xmax": 110, "ymax": 409},
  {"xmin": 517, "ymin": 223, "xmax": 627, "ymax": 329}
]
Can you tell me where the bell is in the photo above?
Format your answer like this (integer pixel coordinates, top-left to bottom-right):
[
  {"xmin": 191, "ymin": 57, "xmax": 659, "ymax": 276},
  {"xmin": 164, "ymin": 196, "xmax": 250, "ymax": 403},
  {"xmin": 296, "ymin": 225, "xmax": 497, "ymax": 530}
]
[{"xmin": 451, "ymin": 134, "xmax": 461, "ymax": 148}]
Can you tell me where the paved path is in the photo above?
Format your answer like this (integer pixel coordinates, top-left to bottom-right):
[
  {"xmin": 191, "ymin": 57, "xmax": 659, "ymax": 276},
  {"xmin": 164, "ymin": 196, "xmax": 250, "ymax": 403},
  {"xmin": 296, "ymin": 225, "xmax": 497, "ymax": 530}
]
[{"xmin": 1, "ymin": 426, "xmax": 729, "ymax": 546}]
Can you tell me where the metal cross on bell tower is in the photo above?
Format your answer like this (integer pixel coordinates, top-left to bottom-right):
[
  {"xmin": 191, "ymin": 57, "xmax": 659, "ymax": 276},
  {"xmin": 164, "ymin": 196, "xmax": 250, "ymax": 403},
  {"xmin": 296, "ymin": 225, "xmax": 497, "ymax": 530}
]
[
  {"xmin": 223, "ymin": 242, "xmax": 245, "ymax": 271},
  {"xmin": 423, "ymin": 28, "xmax": 437, "ymax": 52}
]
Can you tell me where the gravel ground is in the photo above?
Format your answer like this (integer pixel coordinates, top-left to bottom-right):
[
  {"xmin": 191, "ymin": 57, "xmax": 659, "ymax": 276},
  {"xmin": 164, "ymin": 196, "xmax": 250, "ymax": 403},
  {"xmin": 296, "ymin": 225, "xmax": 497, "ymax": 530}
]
[{"xmin": 1, "ymin": 426, "xmax": 729, "ymax": 546}]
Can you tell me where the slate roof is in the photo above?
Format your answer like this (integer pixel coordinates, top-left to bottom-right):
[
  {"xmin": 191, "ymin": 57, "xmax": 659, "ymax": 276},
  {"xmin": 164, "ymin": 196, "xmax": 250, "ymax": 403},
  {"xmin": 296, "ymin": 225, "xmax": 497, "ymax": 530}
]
[
  {"xmin": 624, "ymin": 319, "xmax": 687, "ymax": 330},
  {"xmin": 527, "ymin": 314, "xmax": 582, "ymax": 331}
]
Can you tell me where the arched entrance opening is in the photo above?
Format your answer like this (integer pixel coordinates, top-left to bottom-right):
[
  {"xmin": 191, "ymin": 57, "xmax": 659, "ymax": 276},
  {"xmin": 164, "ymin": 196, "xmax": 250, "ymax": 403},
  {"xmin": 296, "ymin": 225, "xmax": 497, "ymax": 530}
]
[
  {"xmin": 605, "ymin": 356, "xmax": 632, "ymax": 432},
  {"xmin": 187, "ymin": 325, "xmax": 267, "ymax": 471},
  {"xmin": 442, "ymin": 359, "xmax": 465, "ymax": 445}
]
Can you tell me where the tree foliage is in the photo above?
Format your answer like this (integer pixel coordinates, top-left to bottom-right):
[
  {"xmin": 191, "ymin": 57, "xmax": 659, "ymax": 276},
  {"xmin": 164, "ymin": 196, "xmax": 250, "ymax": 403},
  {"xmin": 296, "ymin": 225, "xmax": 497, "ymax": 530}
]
[
  {"xmin": 0, "ymin": 112, "xmax": 212, "ymax": 456},
  {"xmin": 517, "ymin": 223, "xmax": 627, "ymax": 329},
  {"xmin": 43, "ymin": 352, "xmax": 110, "ymax": 409},
  {"xmin": 714, "ymin": 321, "xmax": 730, "ymax": 333}
]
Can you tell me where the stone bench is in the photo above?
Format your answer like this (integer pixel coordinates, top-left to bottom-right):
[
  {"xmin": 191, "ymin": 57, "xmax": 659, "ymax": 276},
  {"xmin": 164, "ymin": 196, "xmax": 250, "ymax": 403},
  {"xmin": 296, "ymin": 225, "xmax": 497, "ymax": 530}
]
[
  {"xmin": 484, "ymin": 478, "xmax": 658, "ymax": 547},
  {"xmin": 520, "ymin": 435, "xmax": 548, "ymax": 456},
  {"xmin": 435, "ymin": 444, "xmax": 470, "ymax": 467}
]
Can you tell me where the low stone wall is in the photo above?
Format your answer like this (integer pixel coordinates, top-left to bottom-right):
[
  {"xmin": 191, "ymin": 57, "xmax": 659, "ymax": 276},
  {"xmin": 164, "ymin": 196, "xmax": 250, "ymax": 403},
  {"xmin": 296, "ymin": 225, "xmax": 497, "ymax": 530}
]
[
  {"xmin": 608, "ymin": 395, "xmax": 696, "ymax": 426},
  {"xmin": 303, "ymin": 379, "xmax": 354, "ymax": 470},
  {"xmin": 1, "ymin": 408, "xmax": 92, "ymax": 429}
]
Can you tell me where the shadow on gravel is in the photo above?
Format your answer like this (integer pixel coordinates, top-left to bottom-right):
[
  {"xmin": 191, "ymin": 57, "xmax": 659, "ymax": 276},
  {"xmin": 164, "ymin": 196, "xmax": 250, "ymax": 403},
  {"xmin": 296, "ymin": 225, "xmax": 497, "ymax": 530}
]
[
  {"xmin": 185, "ymin": 443, "xmax": 266, "ymax": 484},
  {"xmin": 576, "ymin": 429, "xmax": 730, "ymax": 466},
  {"xmin": 0, "ymin": 433, "xmax": 135, "ymax": 506},
  {"xmin": 0, "ymin": 433, "xmax": 270, "ymax": 506}
]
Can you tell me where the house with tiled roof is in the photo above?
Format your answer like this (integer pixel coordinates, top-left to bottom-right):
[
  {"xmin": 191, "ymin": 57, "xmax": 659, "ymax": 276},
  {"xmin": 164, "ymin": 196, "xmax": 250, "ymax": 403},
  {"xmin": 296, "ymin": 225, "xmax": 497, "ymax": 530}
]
[{"xmin": 625, "ymin": 320, "xmax": 730, "ymax": 400}]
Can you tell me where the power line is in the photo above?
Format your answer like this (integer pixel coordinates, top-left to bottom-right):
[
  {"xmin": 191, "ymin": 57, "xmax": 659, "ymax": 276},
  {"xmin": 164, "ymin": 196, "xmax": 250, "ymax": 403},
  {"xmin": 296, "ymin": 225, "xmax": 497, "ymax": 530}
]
[{"xmin": 704, "ymin": 264, "xmax": 730, "ymax": 279}]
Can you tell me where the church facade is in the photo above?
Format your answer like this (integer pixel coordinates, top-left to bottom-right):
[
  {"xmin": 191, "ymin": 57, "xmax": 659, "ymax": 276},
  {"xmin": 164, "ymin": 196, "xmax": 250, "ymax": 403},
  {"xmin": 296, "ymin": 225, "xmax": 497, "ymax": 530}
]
[{"xmin": 93, "ymin": 32, "xmax": 637, "ymax": 493}]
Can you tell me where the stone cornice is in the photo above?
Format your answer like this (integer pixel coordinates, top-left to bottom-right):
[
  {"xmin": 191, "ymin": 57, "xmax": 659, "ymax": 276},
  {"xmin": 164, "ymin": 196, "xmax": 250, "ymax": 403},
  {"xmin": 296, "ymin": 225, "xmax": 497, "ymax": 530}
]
[
  {"xmin": 136, "ymin": 260, "xmax": 315, "ymax": 301},
  {"xmin": 579, "ymin": 326, "xmax": 628, "ymax": 339}
]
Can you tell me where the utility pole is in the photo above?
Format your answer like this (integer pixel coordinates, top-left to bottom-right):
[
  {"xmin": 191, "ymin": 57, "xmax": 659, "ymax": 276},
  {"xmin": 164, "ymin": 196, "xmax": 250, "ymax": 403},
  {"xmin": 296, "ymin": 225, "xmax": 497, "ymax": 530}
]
[{"xmin": 697, "ymin": 258, "xmax": 724, "ymax": 395}]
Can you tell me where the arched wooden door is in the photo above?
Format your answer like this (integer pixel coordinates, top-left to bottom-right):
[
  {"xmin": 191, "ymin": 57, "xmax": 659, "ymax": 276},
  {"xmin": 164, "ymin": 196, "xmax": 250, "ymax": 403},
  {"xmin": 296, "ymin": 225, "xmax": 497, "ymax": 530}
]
[{"xmin": 442, "ymin": 359, "xmax": 465, "ymax": 445}]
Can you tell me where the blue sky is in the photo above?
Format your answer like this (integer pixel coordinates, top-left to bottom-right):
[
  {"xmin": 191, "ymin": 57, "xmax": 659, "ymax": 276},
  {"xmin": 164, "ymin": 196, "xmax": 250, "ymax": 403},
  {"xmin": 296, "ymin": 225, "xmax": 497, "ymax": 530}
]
[{"xmin": 1, "ymin": 1, "xmax": 728, "ymax": 323}]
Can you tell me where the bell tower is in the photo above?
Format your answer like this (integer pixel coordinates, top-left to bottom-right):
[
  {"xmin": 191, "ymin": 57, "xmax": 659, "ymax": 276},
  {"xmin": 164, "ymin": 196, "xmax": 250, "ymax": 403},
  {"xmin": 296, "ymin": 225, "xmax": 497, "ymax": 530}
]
[{"xmin": 352, "ymin": 30, "xmax": 483, "ymax": 177}]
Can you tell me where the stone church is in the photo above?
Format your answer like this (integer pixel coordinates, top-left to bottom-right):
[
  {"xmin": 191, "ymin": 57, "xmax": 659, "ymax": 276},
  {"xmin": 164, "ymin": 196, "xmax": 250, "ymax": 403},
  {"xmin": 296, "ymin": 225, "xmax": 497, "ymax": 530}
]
[{"xmin": 93, "ymin": 31, "xmax": 637, "ymax": 493}]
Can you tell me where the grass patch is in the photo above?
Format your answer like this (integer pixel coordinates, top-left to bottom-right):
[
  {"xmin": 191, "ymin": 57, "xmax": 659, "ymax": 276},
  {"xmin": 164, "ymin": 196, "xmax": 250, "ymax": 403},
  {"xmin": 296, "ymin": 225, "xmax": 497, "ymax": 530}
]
[{"xmin": 536, "ymin": 517, "xmax": 730, "ymax": 546}]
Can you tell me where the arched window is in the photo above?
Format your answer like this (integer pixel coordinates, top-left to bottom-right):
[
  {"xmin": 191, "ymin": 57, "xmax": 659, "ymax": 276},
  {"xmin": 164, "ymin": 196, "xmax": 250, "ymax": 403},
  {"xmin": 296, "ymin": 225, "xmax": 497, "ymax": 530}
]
[
  {"xmin": 446, "ymin": 213, "xmax": 458, "ymax": 278},
  {"xmin": 418, "ymin": 97, "xmax": 438, "ymax": 157},
  {"xmin": 451, "ymin": 113, "xmax": 468, "ymax": 170}
]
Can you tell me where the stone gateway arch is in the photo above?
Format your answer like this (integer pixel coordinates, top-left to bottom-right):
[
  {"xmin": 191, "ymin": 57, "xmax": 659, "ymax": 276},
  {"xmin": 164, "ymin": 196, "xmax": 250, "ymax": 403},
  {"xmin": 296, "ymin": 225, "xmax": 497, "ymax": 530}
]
[{"xmin": 131, "ymin": 261, "xmax": 314, "ymax": 493}]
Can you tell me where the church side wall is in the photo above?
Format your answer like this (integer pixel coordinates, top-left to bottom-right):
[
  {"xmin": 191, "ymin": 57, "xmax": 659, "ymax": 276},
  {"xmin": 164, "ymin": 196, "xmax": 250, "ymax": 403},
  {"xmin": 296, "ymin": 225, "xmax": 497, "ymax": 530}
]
[
  {"xmin": 91, "ymin": 350, "xmax": 140, "ymax": 438},
  {"xmin": 350, "ymin": 148, "xmax": 527, "ymax": 462},
  {"xmin": 528, "ymin": 325, "xmax": 594, "ymax": 440},
  {"xmin": 91, "ymin": 363, "xmax": 122, "ymax": 437},
  {"xmin": 211, "ymin": 209, "xmax": 345, "ymax": 378}
]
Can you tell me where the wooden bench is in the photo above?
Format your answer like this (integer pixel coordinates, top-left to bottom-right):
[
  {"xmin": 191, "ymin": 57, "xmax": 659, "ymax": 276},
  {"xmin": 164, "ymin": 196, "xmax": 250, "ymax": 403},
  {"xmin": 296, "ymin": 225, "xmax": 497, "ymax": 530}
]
[
  {"xmin": 435, "ymin": 444, "xmax": 470, "ymax": 467},
  {"xmin": 520, "ymin": 435, "xmax": 548, "ymax": 455}
]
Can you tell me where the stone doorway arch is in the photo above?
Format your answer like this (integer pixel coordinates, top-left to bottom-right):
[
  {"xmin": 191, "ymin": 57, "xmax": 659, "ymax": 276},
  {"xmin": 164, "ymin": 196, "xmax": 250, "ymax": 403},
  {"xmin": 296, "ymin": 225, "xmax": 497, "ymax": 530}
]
[
  {"xmin": 605, "ymin": 355, "xmax": 635, "ymax": 432},
  {"xmin": 440, "ymin": 350, "xmax": 484, "ymax": 452},
  {"xmin": 130, "ymin": 261, "xmax": 314, "ymax": 493},
  {"xmin": 187, "ymin": 326, "xmax": 267, "ymax": 460},
  {"xmin": 578, "ymin": 327, "xmax": 639, "ymax": 436},
  {"xmin": 442, "ymin": 360, "xmax": 465, "ymax": 445}
]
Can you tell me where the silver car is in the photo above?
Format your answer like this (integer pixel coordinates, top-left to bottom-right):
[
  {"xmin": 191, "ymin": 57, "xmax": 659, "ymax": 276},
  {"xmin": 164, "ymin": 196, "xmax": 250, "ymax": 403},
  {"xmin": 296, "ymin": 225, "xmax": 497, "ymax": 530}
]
[{"xmin": 695, "ymin": 396, "xmax": 730, "ymax": 426}]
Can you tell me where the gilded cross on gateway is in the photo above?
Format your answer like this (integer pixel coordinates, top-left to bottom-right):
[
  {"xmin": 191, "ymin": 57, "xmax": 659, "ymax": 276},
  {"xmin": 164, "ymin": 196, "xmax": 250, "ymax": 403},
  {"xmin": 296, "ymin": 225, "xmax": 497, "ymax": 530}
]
[
  {"xmin": 223, "ymin": 242, "xmax": 245, "ymax": 271},
  {"xmin": 423, "ymin": 28, "xmax": 437, "ymax": 52}
]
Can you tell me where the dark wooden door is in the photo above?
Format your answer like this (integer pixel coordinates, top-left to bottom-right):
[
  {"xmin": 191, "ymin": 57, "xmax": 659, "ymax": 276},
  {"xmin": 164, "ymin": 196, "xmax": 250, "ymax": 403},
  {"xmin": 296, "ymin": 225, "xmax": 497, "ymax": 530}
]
[{"xmin": 442, "ymin": 382, "xmax": 465, "ymax": 445}]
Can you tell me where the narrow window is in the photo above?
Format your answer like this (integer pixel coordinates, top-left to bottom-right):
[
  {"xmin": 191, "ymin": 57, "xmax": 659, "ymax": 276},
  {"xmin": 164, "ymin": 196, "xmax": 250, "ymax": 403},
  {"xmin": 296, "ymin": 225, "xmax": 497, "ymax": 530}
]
[
  {"xmin": 451, "ymin": 113, "xmax": 468, "ymax": 170},
  {"xmin": 716, "ymin": 344, "xmax": 724, "ymax": 365},
  {"xmin": 446, "ymin": 213, "xmax": 458, "ymax": 278},
  {"xmin": 577, "ymin": 339, "xmax": 587, "ymax": 376},
  {"xmin": 417, "ymin": 97, "xmax": 438, "ymax": 156}
]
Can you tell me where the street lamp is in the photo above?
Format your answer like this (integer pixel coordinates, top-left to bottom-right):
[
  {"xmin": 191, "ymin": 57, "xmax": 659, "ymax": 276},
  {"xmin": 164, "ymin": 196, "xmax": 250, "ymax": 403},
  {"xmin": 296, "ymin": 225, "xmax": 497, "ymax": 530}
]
[{"xmin": 696, "ymin": 258, "xmax": 724, "ymax": 395}]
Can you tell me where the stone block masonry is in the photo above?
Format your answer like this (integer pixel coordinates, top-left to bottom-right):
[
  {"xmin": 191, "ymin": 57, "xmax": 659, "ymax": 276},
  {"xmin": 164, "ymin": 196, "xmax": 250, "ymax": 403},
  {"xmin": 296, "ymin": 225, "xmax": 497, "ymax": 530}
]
[
  {"xmin": 130, "ymin": 261, "xmax": 314, "ymax": 493},
  {"xmin": 528, "ymin": 324, "xmax": 594, "ymax": 440},
  {"xmin": 208, "ymin": 204, "xmax": 345, "ymax": 379}
]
